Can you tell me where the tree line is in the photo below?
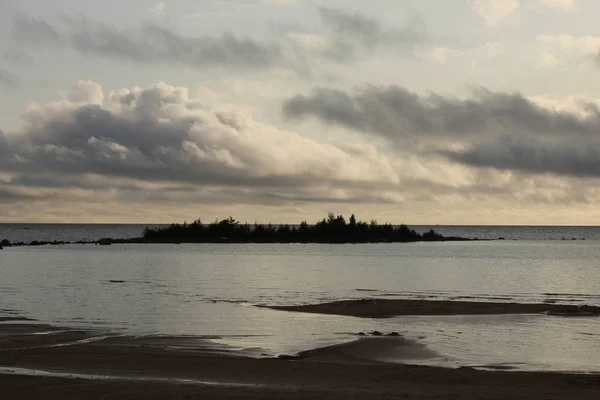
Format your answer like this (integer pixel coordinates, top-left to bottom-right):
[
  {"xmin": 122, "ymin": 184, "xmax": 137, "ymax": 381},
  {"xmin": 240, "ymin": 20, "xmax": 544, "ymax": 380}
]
[{"xmin": 142, "ymin": 213, "xmax": 466, "ymax": 243}]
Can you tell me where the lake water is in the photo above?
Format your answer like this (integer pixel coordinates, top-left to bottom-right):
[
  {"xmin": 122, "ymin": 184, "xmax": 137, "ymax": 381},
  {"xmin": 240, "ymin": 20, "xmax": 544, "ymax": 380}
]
[{"xmin": 1, "ymin": 225, "xmax": 599, "ymax": 373}]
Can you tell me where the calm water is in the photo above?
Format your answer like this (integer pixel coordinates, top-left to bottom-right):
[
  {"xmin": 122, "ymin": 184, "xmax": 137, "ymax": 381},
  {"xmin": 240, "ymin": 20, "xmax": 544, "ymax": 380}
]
[{"xmin": 1, "ymin": 226, "xmax": 600, "ymax": 373}]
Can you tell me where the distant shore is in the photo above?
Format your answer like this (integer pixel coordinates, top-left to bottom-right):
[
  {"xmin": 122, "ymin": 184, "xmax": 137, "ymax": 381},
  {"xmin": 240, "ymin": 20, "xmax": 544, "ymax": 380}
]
[
  {"xmin": 1, "ymin": 322, "xmax": 599, "ymax": 399},
  {"xmin": 263, "ymin": 298, "xmax": 600, "ymax": 318}
]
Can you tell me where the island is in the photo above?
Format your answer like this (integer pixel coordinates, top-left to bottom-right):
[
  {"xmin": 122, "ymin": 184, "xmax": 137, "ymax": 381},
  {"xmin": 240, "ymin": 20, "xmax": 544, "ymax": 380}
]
[
  {"xmin": 140, "ymin": 213, "xmax": 470, "ymax": 244},
  {"xmin": 1, "ymin": 214, "xmax": 472, "ymax": 247}
]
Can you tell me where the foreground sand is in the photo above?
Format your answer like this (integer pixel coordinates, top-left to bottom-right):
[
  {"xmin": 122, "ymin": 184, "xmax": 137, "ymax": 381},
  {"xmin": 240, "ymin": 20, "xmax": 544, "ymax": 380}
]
[
  {"xmin": 1, "ymin": 323, "xmax": 599, "ymax": 399},
  {"xmin": 264, "ymin": 298, "xmax": 600, "ymax": 318}
]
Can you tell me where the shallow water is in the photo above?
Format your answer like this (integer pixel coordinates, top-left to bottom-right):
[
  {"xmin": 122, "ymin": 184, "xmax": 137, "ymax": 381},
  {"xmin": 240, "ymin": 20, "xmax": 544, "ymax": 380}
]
[{"xmin": 1, "ymin": 241, "xmax": 600, "ymax": 372}]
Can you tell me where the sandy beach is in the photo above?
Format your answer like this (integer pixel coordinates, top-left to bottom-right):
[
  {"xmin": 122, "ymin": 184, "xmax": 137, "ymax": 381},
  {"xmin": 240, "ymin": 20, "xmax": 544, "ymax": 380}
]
[{"xmin": 1, "ymin": 318, "xmax": 599, "ymax": 399}]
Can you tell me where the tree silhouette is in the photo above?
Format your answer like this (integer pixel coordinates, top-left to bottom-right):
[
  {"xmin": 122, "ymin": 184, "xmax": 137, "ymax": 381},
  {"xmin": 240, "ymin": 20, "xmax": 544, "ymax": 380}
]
[{"xmin": 140, "ymin": 213, "xmax": 466, "ymax": 244}]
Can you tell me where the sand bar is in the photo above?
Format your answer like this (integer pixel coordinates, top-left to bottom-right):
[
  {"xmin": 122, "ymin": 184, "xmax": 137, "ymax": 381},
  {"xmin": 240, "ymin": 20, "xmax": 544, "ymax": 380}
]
[
  {"xmin": 1, "ymin": 323, "xmax": 600, "ymax": 399},
  {"xmin": 263, "ymin": 298, "xmax": 600, "ymax": 318}
]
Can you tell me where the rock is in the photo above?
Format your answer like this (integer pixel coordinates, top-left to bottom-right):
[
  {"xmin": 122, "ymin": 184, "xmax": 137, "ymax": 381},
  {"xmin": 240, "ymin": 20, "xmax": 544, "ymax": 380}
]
[
  {"xmin": 98, "ymin": 238, "xmax": 112, "ymax": 246},
  {"xmin": 370, "ymin": 331, "xmax": 384, "ymax": 336},
  {"xmin": 356, "ymin": 298, "xmax": 375, "ymax": 304},
  {"xmin": 387, "ymin": 332, "xmax": 401, "ymax": 337},
  {"xmin": 278, "ymin": 354, "xmax": 302, "ymax": 360},
  {"xmin": 1, "ymin": 239, "xmax": 10, "ymax": 247}
]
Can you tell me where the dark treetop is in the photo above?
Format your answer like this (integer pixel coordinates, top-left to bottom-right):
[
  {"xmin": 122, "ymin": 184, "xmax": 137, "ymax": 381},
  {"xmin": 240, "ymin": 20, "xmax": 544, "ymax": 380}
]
[{"xmin": 140, "ymin": 213, "xmax": 469, "ymax": 244}]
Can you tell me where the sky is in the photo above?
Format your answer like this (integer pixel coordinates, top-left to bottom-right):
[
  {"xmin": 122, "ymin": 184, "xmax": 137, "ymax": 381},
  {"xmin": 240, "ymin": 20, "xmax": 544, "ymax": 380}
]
[{"xmin": 1, "ymin": 0, "xmax": 600, "ymax": 224}]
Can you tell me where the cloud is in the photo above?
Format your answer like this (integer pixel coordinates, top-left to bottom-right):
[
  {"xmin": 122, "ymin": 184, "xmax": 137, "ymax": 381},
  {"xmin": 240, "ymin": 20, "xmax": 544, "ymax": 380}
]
[
  {"xmin": 262, "ymin": 0, "xmax": 296, "ymax": 5},
  {"xmin": 316, "ymin": 7, "xmax": 427, "ymax": 61},
  {"xmin": 3, "ymin": 82, "xmax": 600, "ymax": 222},
  {"xmin": 0, "ymin": 48, "xmax": 34, "ymax": 65},
  {"xmin": 0, "ymin": 68, "xmax": 20, "ymax": 89},
  {"xmin": 443, "ymin": 135, "xmax": 600, "ymax": 178},
  {"xmin": 11, "ymin": 13, "xmax": 284, "ymax": 70},
  {"xmin": 9, "ymin": 8, "xmax": 428, "ymax": 73},
  {"xmin": 428, "ymin": 41, "xmax": 507, "ymax": 68},
  {"xmin": 283, "ymin": 85, "xmax": 599, "ymax": 139},
  {"xmin": 1, "ymin": 81, "xmax": 406, "ymax": 207},
  {"xmin": 536, "ymin": 51, "xmax": 563, "ymax": 69},
  {"xmin": 11, "ymin": 12, "xmax": 63, "ymax": 44},
  {"xmin": 536, "ymin": 34, "xmax": 600, "ymax": 69},
  {"xmin": 283, "ymin": 84, "xmax": 600, "ymax": 178},
  {"xmin": 472, "ymin": 0, "xmax": 574, "ymax": 27},
  {"xmin": 473, "ymin": 0, "xmax": 519, "ymax": 27},
  {"xmin": 537, "ymin": 34, "xmax": 600, "ymax": 57},
  {"xmin": 538, "ymin": 0, "xmax": 575, "ymax": 11},
  {"xmin": 149, "ymin": 1, "xmax": 166, "ymax": 15}
]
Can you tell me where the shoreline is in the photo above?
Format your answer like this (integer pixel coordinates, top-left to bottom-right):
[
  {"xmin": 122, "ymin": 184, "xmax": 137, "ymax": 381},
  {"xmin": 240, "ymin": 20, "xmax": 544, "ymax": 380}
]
[
  {"xmin": 1, "ymin": 323, "xmax": 599, "ymax": 399},
  {"xmin": 262, "ymin": 298, "xmax": 600, "ymax": 317}
]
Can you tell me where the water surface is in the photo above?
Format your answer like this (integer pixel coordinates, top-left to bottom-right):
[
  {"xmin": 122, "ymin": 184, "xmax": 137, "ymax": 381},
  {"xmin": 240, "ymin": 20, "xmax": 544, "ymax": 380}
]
[{"xmin": 2, "ymin": 240, "xmax": 599, "ymax": 373}]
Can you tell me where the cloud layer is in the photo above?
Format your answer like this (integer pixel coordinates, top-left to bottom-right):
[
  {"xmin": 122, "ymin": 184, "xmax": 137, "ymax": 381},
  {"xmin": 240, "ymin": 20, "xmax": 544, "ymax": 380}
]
[
  {"xmin": 10, "ymin": 8, "xmax": 427, "ymax": 74},
  {"xmin": 0, "ymin": 81, "xmax": 407, "ymax": 209},
  {"xmin": 12, "ymin": 13, "xmax": 283, "ymax": 70},
  {"xmin": 283, "ymin": 85, "xmax": 600, "ymax": 178},
  {"xmin": 2, "ymin": 80, "xmax": 600, "ymax": 223}
]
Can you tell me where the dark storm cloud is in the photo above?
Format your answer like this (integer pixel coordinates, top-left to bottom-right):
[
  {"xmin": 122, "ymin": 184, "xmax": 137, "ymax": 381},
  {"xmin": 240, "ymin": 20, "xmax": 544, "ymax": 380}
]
[
  {"xmin": 283, "ymin": 85, "xmax": 600, "ymax": 177},
  {"xmin": 0, "ymin": 68, "xmax": 20, "ymax": 89}
]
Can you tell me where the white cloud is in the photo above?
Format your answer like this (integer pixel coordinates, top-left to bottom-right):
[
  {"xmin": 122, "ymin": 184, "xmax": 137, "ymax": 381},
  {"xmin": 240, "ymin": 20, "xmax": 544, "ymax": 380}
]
[
  {"xmin": 529, "ymin": 93, "xmax": 600, "ymax": 118},
  {"xmin": 536, "ymin": 34, "xmax": 600, "ymax": 68},
  {"xmin": 537, "ymin": 34, "xmax": 600, "ymax": 56},
  {"xmin": 428, "ymin": 42, "xmax": 506, "ymax": 66},
  {"xmin": 261, "ymin": 0, "xmax": 296, "ymax": 5},
  {"xmin": 535, "ymin": 51, "xmax": 563, "ymax": 69},
  {"xmin": 538, "ymin": 0, "xmax": 575, "ymax": 11},
  {"xmin": 286, "ymin": 33, "xmax": 331, "ymax": 53},
  {"xmin": 473, "ymin": 0, "xmax": 520, "ymax": 27},
  {"xmin": 430, "ymin": 47, "xmax": 453, "ymax": 63},
  {"xmin": 149, "ymin": 1, "xmax": 166, "ymax": 15}
]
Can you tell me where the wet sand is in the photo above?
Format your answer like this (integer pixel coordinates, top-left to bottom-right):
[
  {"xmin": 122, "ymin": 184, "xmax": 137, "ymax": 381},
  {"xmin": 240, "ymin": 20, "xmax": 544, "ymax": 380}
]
[
  {"xmin": 1, "ymin": 323, "xmax": 599, "ymax": 399},
  {"xmin": 264, "ymin": 298, "xmax": 600, "ymax": 318}
]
